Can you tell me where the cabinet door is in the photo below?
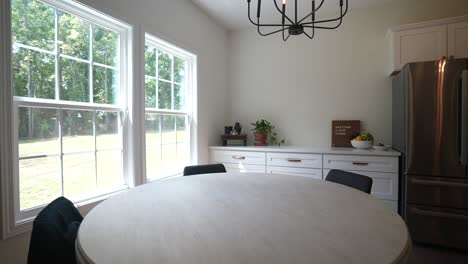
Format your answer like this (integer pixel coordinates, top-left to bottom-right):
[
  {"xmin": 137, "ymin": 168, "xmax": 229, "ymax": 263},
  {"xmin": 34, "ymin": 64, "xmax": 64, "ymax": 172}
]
[
  {"xmin": 210, "ymin": 150, "xmax": 266, "ymax": 166},
  {"xmin": 267, "ymin": 152, "xmax": 322, "ymax": 169},
  {"xmin": 224, "ymin": 163, "xmax": 266, "ymax": 173},
  {"xmin": 267, "ymin": 166, "xmax": 322, "ymax": 180},
  {"xmin": 323, "ymin": 155, "xmax": 398, "ymax": 173},
  {"xmin": 323, "ymin": 169, "xmax": 398, "ymax": 201},
  {"xmin": 394, "ymin": 25, "xmax": 447, "ymax": 69},
  {"xmin": 448, "ymin": 21, "xmax": 468, "ymax": 59}
]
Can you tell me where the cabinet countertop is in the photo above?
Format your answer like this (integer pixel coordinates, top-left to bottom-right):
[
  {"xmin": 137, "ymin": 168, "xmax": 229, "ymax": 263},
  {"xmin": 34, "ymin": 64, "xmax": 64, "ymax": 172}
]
[{"xmin": 209, "ymin": 146, "xmax": 401, "ymax": 157}]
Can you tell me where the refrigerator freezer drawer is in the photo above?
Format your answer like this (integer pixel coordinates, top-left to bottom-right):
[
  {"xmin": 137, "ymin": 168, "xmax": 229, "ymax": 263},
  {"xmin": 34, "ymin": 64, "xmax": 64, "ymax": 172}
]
[
  {"xmin": 407, "ymin": 176, "xmax": 468, "ymax": 210},
  {"xmin": 406, "ymin": 205, "xmax": 468, "ymax": 250}
]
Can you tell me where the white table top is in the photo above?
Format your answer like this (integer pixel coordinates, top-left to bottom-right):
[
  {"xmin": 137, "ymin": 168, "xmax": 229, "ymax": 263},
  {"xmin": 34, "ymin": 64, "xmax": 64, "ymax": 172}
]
[{"xmin": 77, "ymin": 173, "xmax": 411, "ymax": 264}]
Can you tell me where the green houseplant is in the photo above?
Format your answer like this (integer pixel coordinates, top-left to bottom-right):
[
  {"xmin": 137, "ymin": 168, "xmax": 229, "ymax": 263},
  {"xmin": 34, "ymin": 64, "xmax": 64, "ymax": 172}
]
[{"xmin": 251, "ymin": 119, "xmax": 285, "ymax": 146}]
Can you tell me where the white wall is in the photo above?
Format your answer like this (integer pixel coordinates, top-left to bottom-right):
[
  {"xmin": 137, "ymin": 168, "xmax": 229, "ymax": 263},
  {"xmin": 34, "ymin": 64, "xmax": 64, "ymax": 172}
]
[
  {"xmin": 228, "ymin": 0, "xmax": 468, "ymax": 146},
  {"xmin": 0, "ymin": 0, "xmax": 228, "ymax": 262}
]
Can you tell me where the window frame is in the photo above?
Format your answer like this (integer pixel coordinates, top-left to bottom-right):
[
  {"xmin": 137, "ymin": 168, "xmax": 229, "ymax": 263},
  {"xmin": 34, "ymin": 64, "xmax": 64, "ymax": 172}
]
[
  {"xmin": 1, "ymin": 0, "xmax": 133, "ymax": 238},
  {"xmin": 143, "ymin": 33, "xmax": 197, "ymax": 182}
]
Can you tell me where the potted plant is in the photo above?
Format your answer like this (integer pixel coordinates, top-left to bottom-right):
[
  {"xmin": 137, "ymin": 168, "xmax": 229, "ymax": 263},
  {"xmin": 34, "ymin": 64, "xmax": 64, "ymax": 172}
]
[{"xmin": 251, "ymin": 119, "xmax": 285, "ymax": 146}]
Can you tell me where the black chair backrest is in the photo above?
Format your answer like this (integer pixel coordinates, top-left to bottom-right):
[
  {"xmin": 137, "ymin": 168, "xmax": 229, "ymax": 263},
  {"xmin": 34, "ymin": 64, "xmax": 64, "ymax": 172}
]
[
  {"xmin": 325, "ymin": 169, "xmax": 373, "ymax": 194},
  {"xmin": 183, "ymin": 163, "xmax": 227, "ymax": 176},
  {"xmin": 28, "ymin": 197, "xmax": 83, "ymax": 264}
]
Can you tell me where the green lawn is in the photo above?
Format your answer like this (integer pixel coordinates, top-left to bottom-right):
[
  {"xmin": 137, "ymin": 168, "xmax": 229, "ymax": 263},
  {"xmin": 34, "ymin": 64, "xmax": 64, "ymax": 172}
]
[{"xmin": 19, "ymin": 131, "xmax": 188, "ymax": 210}]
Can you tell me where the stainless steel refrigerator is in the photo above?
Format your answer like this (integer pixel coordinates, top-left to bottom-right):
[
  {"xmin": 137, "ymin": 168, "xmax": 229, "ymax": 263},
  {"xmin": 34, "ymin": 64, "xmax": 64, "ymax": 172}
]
[{"xmin": 393, "ymin": 58, "xmax": 468, "ymax": 250}]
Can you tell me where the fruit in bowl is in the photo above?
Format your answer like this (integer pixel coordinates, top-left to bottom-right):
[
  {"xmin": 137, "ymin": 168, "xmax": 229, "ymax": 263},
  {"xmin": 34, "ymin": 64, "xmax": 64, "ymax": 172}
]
[{"xmin": 351, "ymin": 133, "xmax": 374, "ymax": 149}]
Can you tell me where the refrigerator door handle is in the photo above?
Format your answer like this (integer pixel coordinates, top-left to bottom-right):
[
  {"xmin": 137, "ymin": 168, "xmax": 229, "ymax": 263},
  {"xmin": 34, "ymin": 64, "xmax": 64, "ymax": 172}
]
[
  {"xmin": 410, "ymin": 178, "xmax": 468, "ymax": 188},
  {"xmin": 461, "ymin": 70, "xmax": 468, "ymax": 166},
  {"xmin": 411, "ymin": 208, "xmax": 468, "ymax": 220}
]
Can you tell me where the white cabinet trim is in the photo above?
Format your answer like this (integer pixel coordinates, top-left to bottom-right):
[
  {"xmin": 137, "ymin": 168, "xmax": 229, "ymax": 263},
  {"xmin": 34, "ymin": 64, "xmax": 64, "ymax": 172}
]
[
  {"xmin": 387, "ymin": 15, "xmax": 468, "ymax": 75},
  {"xmin": 393, "ymin": 25, "xmax": 447, "ymax": 71},
  {"xmin": 448, "ymin": 21, "xmax": 468, "ymax": 59},
  {"xmin": 389, "ymin": 15, "xmax": 468, "ymax": 32}
]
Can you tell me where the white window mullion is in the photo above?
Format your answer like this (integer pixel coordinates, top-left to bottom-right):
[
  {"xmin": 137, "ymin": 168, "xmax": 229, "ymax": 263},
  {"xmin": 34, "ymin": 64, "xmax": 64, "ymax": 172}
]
[
  {"xmin": 155, "ymin": 49, "xmax": 159, "ymax": 109},
  {"xmin": 158, "ymin": 78, "xmax": 172, "ymax": 84},
  {"xmin": 54, "ymin": 8, "xmax": 60, "ymax": 101},
  {"xmin": 89, "ymin": 24, "xmax": 94, "ymax": 104},
  {"xmin": 15, "ymin": 97, "xmax": 123, "ymax": 112},
  {"xmin": 60, "ymin": 54, "xmax": 91, "ymax": 64},
  {"xmin": 93, "ymin": 62, "xmax": 118, "ymax": 71},
  {"xmin": 143, "ymin": 108, "xmax": 188, "ymax": 116},
  {"xmin": 159, "ymin": 115, "xmax": 163, "ymax": 172},
  {"xmin": 58, "ymin": 108, "xmax": 64, "ymax": 197},
  {"xmin": 170, "ymin": 55, "xmax": 174, "ymax": 110},
  {"xmin": 14, "ymin": 43, "xmax": 55, "ymax": 56},
  {"xmin": 174, "ymin": 114, "xmax": 178, "ymax": 159},
  {"xmin": 93, "ymin": 111, "xmax": 98, "ymax": 189},
  {"xmin": 185, "ymin": 115, "xmax": 190, "ymax": 163}
]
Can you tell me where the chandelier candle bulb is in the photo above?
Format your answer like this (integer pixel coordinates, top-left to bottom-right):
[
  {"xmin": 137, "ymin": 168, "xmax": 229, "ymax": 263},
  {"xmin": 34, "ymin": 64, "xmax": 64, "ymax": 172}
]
[
  {"xmin": 257, "ymin": 0, "xmax": 261, "ymax": 18},
  {"xmin": 295, "ymin": 0, "xmax": 298, "ymax": 23},
  {"xmin": 312, "ymin": 0, "xmax": 315, "ymax": 21},
  {"xmin": 282, "ymin": 3, "xmax": 286, "ymax": 25}
]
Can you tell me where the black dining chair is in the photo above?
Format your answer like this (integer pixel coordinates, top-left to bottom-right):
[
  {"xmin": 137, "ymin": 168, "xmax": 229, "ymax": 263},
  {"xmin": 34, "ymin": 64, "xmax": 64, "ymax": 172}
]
[
  {"xmin": 325, "ymin": 169, "xmax": 373, "ymax": 194},
  {"xmin": 28, "ymin": 196, "xmax": 83, "ymax": 264},
  {"xmin": 183, "ymin": 163, "xmax": 227, "ymax": 176}
]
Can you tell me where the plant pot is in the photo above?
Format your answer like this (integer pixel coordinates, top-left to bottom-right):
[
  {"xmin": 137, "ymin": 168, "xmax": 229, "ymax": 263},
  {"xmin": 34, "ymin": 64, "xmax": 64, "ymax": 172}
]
[{"xmin": 254, "ymin": 132, "xmax": 268, "ymax": 146}]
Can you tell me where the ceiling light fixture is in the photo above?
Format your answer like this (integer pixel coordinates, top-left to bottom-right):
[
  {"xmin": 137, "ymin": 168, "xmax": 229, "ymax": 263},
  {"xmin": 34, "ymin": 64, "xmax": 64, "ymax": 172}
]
[{"xmin": 246, "ymin": 0, "xmax": 349, "ymax": 41}]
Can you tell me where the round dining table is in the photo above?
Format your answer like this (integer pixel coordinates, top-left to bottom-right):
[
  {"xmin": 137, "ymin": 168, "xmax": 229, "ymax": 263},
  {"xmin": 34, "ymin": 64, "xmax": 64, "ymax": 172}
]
[{"xmin": 76, "ymin": 172, "xmax": 411, "ymax": 264}]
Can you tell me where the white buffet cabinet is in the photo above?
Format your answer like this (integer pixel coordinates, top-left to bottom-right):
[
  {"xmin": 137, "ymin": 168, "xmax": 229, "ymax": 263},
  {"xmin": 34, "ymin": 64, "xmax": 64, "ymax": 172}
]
[{"xmin": 210, "ymin": 146, "xmax": 401, "ymax": 211}]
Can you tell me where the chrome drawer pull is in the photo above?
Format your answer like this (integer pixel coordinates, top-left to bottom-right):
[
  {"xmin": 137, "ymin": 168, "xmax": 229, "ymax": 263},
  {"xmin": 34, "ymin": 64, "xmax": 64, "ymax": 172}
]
[
  {"xmin": 232, "ymin": 155, "xmax": 246, "ymax": 160},
  {"xmin": 352, "ymin": 162, "xmax": 369, "ymax": 166},
  {"xmin": 287, "ymin": 159, "xmax": 302, "ymax": 163}
]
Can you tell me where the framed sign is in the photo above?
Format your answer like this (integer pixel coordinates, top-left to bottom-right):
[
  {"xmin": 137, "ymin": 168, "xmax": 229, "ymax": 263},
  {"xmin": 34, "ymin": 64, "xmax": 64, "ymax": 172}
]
[{"xmin": 332, "ymin": 120, "xmax": 361, "ymax": 147}]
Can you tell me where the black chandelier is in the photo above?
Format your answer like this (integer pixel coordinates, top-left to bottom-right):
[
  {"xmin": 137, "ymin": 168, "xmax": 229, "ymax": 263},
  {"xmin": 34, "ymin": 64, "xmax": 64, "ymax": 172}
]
[{"xmin": 247, "ymin": 0, "xmax": 349, "ymax": 41}]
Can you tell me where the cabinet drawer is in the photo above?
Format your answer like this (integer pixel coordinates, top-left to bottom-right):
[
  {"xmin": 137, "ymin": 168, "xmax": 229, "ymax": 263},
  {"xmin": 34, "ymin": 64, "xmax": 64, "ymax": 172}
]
[
  {"xmin": 407, "ymin": 176, "xmax": 468, "ymax": 210},
  {"xmin": 323, "ymin": 155, "xmax": 398, "ymax": 173},
  {"xmin": 267, "ymin": 153, "xmax": 322, "ymax": 169},
  {"xmin": 211, "ymin": 150, "xmax": 266, "ymax": 166},
  {"xmin": 324, "ymin": 169, "xmax": 398, "ymax": 201},
  {"xmin": 224, "ymin": 163, "xmax": 266, "ymax": 173},
  {"xmin": 268, "ymin": 166, "xmax": 322, "ymax": 180}
]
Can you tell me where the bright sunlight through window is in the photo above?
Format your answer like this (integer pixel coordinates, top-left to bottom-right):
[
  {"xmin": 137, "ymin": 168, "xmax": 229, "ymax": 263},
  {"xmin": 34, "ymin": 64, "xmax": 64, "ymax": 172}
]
[
  {"xmin": 144, "ymin": 34, "xmax": 196, "ymax": 181},
  {"xmin": 11, "ymin": 0, "xmax": 130, "ymax": 217}
]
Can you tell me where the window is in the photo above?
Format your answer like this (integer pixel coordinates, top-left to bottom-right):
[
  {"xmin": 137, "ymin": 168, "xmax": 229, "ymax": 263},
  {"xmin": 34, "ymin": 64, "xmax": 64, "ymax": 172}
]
[
  {"xmin": 144, "ymin": 34, "xmax": 196, "ymax": 180},
  {"xmin": 10, "ymin": 0, "xmax": 131, "ymax": 221}
]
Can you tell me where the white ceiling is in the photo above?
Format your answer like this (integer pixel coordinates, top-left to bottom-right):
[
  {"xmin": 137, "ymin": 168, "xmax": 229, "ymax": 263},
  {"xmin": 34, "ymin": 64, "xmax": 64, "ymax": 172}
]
[{"xmin": 191, "ymin": 0, "xmax": 392, "ymax": 30}]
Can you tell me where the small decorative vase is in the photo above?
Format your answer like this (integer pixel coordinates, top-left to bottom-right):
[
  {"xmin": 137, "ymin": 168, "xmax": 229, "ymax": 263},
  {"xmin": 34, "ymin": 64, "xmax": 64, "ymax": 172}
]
[
  {"xmin": 234, "ymin": 122, "xmax": 242, "ymax": 134},
  {"xmin": 254, "ymin": 132, "xmax": 268, "ymax": 146}
]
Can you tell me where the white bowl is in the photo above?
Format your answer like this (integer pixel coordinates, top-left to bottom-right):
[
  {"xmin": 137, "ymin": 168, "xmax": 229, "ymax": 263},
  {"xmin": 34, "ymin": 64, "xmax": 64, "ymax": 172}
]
[
  {"xmin": 373, "ymin": 145, "xmax": 390, "ymax": 151},
  {"xmin": 351, "ymin": 140, "xmax": 373, "ymax": 149}
]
